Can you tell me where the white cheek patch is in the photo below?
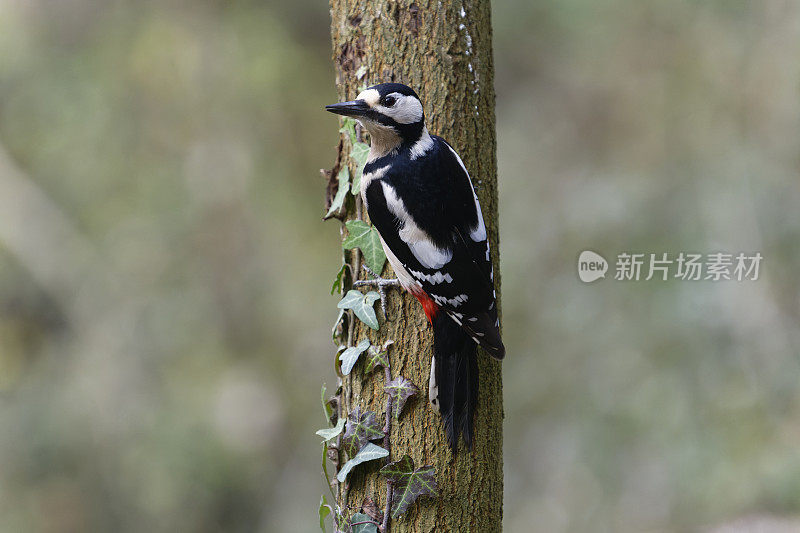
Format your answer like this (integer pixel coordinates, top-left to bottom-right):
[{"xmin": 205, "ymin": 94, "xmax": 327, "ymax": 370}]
[
  {"xmin": 377, "ymin": 93, "xmax": 423, "ymax": 125},
  {"xmin": 356, "ymin": 88, "xmax": 380, "ymax": 107}
]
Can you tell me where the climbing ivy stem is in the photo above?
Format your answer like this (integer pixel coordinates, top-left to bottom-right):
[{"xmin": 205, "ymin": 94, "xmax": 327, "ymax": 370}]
[{"xmin": 381, "ymin": 357, "xmax": 393, "ymax": 532}]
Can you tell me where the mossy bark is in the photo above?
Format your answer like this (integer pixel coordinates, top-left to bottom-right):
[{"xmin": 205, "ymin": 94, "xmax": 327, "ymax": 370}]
[{"xmin": 327, "ymin": 1, "xmax": 502, "ymax": 531}]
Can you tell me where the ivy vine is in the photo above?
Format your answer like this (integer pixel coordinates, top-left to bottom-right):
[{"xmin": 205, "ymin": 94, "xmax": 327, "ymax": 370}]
[{"xmin": 317, "ymin": 117, "xmax": 438, "ymax": 532}]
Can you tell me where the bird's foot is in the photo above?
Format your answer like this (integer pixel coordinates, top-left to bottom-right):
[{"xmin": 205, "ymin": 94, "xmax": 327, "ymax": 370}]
[{"xmin": 353, "ymin": 265, "xmax": 400, "ymax": 316}]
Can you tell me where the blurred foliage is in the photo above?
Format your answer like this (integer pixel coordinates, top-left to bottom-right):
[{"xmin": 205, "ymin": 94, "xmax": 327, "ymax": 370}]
[
  {"xmin": 0, "ymin": 0, "xmax": 798, "ymax": 531},
  {"xmin": 0, "ymin": 1, "xmax": 337, "ymax": 531},
  {"xmin": 497, "ymin": 1, "xmax": 800, "ymax": 531}
]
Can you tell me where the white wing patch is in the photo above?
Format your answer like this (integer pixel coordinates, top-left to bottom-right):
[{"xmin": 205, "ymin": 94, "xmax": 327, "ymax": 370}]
[
  {"xmin": 429, "ymin": 358, "xmax": 439, "ymax": 411},
  {"xmin": 444, "ymin": 143, "xmax": 487, "ymax": 242},
  {"xmin": 409, "ymin": 268, "xmax": 453, "ymax": 285},
  {"xmin": 380, "ymin": 181, "xmax": 452, "ymax": 269},
  {"xmin": 452, "ymin": 294, "xmax": 469, "ymax": 306},
  {"xmin": 469, "ymin": 200, "xmax": 487, "ymax": 242},
  {"xmin": 377, "ymin": 234, "xmax": 420, "ymax": 292},
  {"xmin": 431, "ymin": 293, "xmax": 469, "ymax": 308},
  {"xmin": 408, "ymin": 240, "xmax": 452, "ymax": 269}
]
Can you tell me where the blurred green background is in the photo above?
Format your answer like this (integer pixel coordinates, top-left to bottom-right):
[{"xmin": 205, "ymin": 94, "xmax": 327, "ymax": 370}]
[{"xmin": 1, "ymin": 1, "xmax": 799, "ymax": 531}]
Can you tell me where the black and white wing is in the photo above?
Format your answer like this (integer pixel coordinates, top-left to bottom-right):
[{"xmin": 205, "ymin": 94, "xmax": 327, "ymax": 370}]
[{"xmin": 363, "ymin": 137, "xmax": 504, "ymax": 359}]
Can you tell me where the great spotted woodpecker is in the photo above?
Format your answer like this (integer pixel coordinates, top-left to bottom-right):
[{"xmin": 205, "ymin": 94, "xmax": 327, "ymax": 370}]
[{"xmin": 326, "ymin": 83, "xmax": 504, "ymax": 451}]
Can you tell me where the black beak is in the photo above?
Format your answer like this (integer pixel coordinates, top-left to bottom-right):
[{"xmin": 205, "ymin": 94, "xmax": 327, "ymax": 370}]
[{"xmin": 325, "ymin": 99, "xmax": 371, "ymax": 117}]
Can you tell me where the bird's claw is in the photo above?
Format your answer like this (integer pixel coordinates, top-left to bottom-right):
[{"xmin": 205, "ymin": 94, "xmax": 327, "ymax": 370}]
[{"xmin": 353, "ymin": 265, "xmax": 399, "ymax": 317}]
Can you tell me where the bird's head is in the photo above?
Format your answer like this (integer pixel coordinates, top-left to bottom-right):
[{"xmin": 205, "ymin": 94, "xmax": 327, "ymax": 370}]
[{"xmin": 326, "ymin": 83, "xmax": 426, "ymax": 150}]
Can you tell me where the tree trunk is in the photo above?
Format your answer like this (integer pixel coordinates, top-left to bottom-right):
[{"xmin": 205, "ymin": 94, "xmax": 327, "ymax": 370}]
[{"xmin": 327, "ymin": 1, "xmax": 502, "ymax": 531}]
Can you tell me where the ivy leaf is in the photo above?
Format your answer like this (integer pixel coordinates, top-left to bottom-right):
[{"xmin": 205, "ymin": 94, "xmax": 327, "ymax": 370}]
[
  {"xmin": 331, "ymin": 264, "xmax": 348, "ymax": 295},
  {"xmin": 385, "ymin": 376, "xmax": 419, "ymax": 419},
  {"xmin": 331, "ymin": 308, "xmax": 346, "ymax": 342},
  {"xmin": 321, "ymin": 443, "xmax": 331, "ymax": 494},
  {"xmin": 337, "ymin": 443, "xmax": 389, "ymax": 483},
  {"xmin": 325, "ymin": 167, "xmax": 350, "ymax": 218},
  {"xmin": 316, "ymin": 417, "xmax": 345, "ymax": 442},
  {"xmin": 364, "ymin": 349, "xmax": 388, "ymax": 373},
  {"xmin": 339, "ymin": 118, "xmax": 357, "ymax": 145},
  {"xmin": 333, "ymin": 345, "xmax": 345, "ymax": 377},
  {"xmin": 350, "ymin": 142, "xmax": 370, "ymax": 166},
  {"xmin": 321, "ymin": 384, "xmax": 333, "ymax": 422},
  {"xmin": 350, "ymin": 512, "xmax": 378, "ymax": 533},
  {"xmin": 342, "ymin": 407, "xmax": 385, "ymax": 457},
  {"xmin": 337, "ymin": 290, "xmax": 362, "ymax": 309},
  {"xmin": 319, "ymin": 495, "xmax": 332, "ymax": 533},
  {"xmin": 364, "ymin": 340, "xmax": 393, "ymax": 373},
  {"xmin": 350, "ymin": 142, "xmax": 370, "ymax": 194},
  {"xmin": 337, "ymin": 289, "xmax": 381, "ymax": 330},
  {"xmin": 339, "ymin": 339, "xmax": 371, "ymax": 376},
  {"xmin": 361, "ymin": 497, "xmax": 382, "ymax": 523},
  {"xmin": 326, "ymin": 396, "xmax": 338, "ymax": 424},
  {"xmin": 379, "ymin": 456, "xmax": 438, "ymax": 518},
  {"xmin": 342, "ymin": 220, "xmax": 386, "ymax": 275}
]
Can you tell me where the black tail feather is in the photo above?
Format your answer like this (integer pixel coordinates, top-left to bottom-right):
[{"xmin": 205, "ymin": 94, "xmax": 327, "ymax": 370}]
[{"xmin": 433, "ymin": 314, "xmax": 479, "ymax": 452}]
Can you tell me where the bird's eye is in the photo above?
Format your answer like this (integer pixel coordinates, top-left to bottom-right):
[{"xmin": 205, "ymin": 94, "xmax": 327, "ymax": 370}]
[{"xmin": 384, "ymin": 96, "xmax": 396, "ymax": 107}]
